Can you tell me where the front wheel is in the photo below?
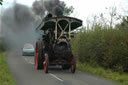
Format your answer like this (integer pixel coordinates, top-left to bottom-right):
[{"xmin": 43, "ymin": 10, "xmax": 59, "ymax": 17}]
[
  {"xmin": 44, "ymin": 53, "xmax": 49, "ymax": 73},
  {"xmin": 70, "ymin": 55, "xmax": 76, "ymax": 73}
]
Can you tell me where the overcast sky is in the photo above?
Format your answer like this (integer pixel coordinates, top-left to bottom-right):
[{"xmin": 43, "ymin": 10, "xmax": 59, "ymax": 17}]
[{"xmin": 0, "ymin": 0, "xmax": 128, "ymax": 25}]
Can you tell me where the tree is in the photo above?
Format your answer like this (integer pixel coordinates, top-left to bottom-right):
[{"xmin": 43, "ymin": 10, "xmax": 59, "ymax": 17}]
[
  {"xmin": 115, "ymin": 16, "xmax": 128, "ymax": 30},
  {"xmin": 64, "ymin": 6, "xmax": 74, "ymax": 16},
  {"xmin": 0, "ymin": 0, "xmax": 3, "ymax": 5}
]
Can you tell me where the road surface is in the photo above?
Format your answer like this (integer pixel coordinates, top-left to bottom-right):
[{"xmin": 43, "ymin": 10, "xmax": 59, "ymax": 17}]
[{"xmin": 6, "ymin": 50, "xmax": 118, "ymax": 85}]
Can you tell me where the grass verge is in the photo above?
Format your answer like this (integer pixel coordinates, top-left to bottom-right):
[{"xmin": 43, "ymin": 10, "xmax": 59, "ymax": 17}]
[
  {"xmin": 77, "ymin": 63, "xmax": 128, "ymax": 85},
  {"xmin": 0, "ymin": 52, "xmax": 16, "ymax": 85}
]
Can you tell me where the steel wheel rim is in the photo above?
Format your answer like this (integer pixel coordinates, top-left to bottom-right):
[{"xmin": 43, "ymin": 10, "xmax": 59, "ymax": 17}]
[
  {"xmin": 35, "ymin": 43, "xmax": 38, "ymax": 69},
  {"xmin": 44, "ymin": 56, "xmax": 46, "ymax": 72},
  {"xmin": 35, "ymin": 53, "xmax": 38, "ymax": 69},
  {"xmin": 71, "ymin": 56, "xmax": 74, "ymax": 72}
]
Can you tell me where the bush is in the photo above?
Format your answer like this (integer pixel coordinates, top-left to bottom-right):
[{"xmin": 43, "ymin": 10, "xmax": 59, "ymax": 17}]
[{"xmin": 71, "ymin": 25, "xmax": 128, "ymax": 73}]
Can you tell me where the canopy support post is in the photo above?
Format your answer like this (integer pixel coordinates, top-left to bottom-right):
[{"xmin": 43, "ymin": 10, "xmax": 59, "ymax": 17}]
[
  {"xmin": 55, "ymin": 20, "xmax": 57, "ymax": 40},
  {"xmin": 69, "ymin": 21, "xmax": 71, "ymax": 40}
]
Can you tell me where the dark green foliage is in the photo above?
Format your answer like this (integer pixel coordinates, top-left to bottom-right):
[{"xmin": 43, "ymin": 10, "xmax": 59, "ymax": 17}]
[
  {"xmin": 116, "ymin": 16, "xmax": 128, "ymax": 30},
  {"xmin": 64, "ymin": 6, "xmax": 74, "ymax": 16},
  {"xmin": 0, "ymin": 0, "xmax": 3, "ymax": 5},
  {"xmin": 72, "ymin": 24, "xmax": 128, "ymax": 73}
]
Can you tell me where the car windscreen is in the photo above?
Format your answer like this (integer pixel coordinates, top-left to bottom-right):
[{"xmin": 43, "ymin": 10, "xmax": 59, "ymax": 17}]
[{"xmin": 24, "ymin": 44, "xmax": 33, "ymax": 49}]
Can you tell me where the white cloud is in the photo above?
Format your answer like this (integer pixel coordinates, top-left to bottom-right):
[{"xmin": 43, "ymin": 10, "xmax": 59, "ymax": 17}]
[
  {"xmin": 1, "ymin": 0, "xmax": 128, "ymax": 26},
  {"xmin": 62, "ymin": 0, "xmax": 127, "ymax": 25},
  {"xmin": 17, "ymin": 0, "xmax": 35, "ymax": 6}
]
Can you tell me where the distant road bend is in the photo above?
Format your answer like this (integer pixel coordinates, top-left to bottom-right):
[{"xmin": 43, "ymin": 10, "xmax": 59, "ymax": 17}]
[{"xmin": 6, "ymin": 50, "xmax": 118, "ymax": 85}]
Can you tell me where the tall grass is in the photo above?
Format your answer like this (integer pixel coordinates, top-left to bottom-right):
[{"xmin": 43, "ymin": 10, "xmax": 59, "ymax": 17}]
[
  {"xmin": 77, "ymin": 63, "xmax": 128, "ymax": 85},
  {"xmin": 0, "ymin": 37, "xmax": 6, "ymax": 52},
  {"xmin": 0, "ymin": 52, "xmax": 16, "ymax": 85}
]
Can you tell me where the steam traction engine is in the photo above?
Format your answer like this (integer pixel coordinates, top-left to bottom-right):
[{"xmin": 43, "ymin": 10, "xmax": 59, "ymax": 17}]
[{"xmin": 35, "ymin": 14, "xmax": 82, "ymax": 73}]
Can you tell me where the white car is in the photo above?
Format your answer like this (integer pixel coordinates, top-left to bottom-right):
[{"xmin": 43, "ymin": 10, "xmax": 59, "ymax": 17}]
[{"xmin": 22, "ymin": 43, "xmax": 35, "ymax": 56}]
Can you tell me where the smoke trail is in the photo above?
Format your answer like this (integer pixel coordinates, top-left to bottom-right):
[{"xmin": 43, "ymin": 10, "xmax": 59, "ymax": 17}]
[
  {"xmin": 1, "ymin": 3, "xmax": 38, "ymax": 49},
  {"xmin": 0, "ymin": 0, "xmax": 65, "ymax": 50}
]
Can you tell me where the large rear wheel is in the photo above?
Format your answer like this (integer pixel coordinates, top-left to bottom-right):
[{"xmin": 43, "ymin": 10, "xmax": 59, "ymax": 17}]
[
  {"xmin": 35, "ymin": 41, "xmax": 44, "ymax": 69},
  {"xmin": 70, "ymin": 55, "xmax": 76, "ymax": 73},
  {"xmin": 44, "ymin": 53, "xmax": 49, "ymax": 73}
]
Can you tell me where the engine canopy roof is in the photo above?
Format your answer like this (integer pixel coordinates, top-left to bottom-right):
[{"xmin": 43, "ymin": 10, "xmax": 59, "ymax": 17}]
[{"xmin": 36, "ymin": 16, "xmax": 82, "ymax": 31}]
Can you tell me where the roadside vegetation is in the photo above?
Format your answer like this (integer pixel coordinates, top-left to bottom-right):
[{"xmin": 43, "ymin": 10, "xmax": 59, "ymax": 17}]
[
  {"xmin": 71, "ymin": 8, "xmax": 128, "ymax": 85},
  {"xmin": 0, "ymin": 38, "xmax": 16, "ymax": 85},
  {"xmin": 77, "ymin": 64, "xmax": 128, "ymax": 85}
]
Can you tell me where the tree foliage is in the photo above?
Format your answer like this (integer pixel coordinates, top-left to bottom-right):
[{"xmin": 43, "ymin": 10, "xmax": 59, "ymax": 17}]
[
  {"xmin": 0, "ymin": 0, "xmax": 3, "ymax": 5},
  {"xmin": 64, "ymin": 6, "xmax": 74, "ymax": 16},
  {"xmin": 116, "ymin": 16, "xmax": 128, "ymax": 30},
  {"xmin": 71, "ymin": 15, "xmax": 128, "ymax": 73}
]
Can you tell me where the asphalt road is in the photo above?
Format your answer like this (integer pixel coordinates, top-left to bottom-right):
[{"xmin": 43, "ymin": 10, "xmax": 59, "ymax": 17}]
[{"xmin": 6, "ymin": 50, "xmax": 118, "ymax": 85}]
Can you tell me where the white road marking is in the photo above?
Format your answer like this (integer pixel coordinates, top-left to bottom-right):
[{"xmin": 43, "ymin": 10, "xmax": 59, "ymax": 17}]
[
  {"xmin": 22, "ymin": 56, "xmax": 63, "ymax": 82},
  {"xmin": 28, "ymin": 61, "xmax": 35, "ymax": 65},
  {"xmin": 22, "ymin": 56, "xmax": 35, "ymax": 64},
  {"xmin": 49, "ymin": 73, "xmax": 63, "ymax": 82}
]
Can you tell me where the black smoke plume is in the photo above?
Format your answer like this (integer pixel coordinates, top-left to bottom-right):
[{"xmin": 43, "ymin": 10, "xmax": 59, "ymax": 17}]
[{"xmin": 32, "ymin": 0, "xmax": 65, "ymax": 17}]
